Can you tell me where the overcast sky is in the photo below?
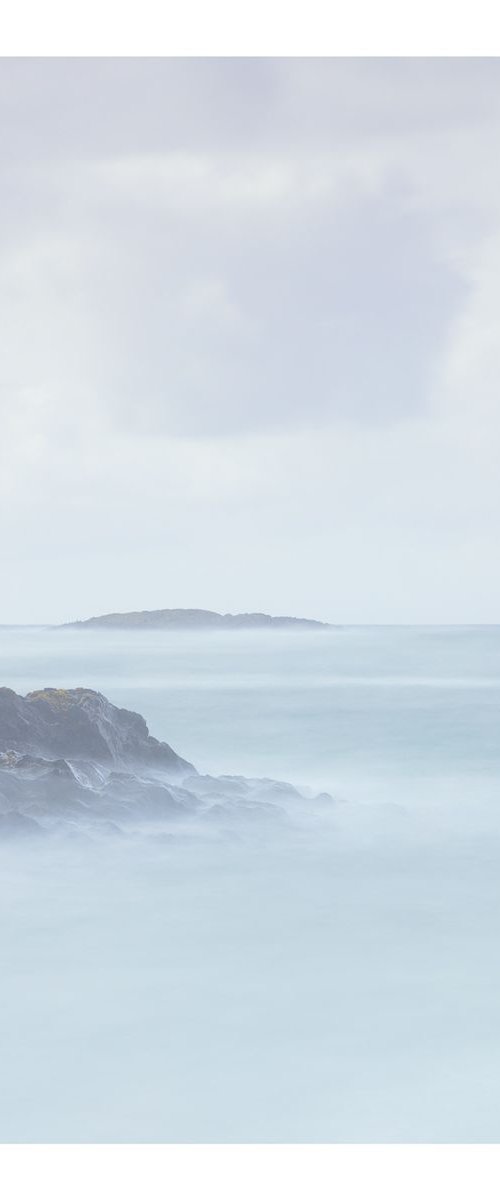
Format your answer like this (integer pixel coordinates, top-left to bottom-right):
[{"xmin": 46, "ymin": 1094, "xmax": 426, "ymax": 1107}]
[{"xmin": 1, "ymin": 58, "xmax": 500, "ymax": 623}]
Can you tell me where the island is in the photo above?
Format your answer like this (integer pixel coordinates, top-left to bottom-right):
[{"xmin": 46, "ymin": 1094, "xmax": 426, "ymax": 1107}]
[{"xmin": 60, "ymin": 608, "xmax": 331, "ymax": 631}]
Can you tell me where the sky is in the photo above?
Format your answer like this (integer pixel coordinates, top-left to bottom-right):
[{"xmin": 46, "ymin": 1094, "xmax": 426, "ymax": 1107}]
[{"xmin": 1, "ymin": 58, "xmax": 500, "ymax": 624}]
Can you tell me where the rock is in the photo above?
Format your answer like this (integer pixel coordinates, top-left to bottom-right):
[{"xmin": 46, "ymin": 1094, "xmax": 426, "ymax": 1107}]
[
  {"xmin": 0, "ymin": 686, "xmax": 334, "ymax": 839},
  {"xmin": 0, "ymin": 686, "xmax": 193, "ymax": 776}
]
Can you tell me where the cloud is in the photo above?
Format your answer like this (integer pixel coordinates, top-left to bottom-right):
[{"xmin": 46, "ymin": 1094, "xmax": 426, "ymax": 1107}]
[
  {"xmin": 0, "ymin": 149, "xmax": 464, "ymax": 438},
  {"xmin": 1, "ymin": 59, "xmax": 500, "ymax": 621},
  {"xmin": 2, "ymin": 59, "xmax": 499, "ymax": 166}
]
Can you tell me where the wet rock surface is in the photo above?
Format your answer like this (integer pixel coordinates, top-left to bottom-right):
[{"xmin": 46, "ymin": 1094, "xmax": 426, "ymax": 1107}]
[
  {"xmin": 0, "ymin": 687, "xmax": 333, "ymax": 838},
  {"xmin": 0, "ymin": 686, "xmax": 192, "ymax": 773}
]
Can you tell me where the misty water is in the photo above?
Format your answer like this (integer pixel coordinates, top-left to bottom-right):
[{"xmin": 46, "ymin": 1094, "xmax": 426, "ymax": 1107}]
[{"xmin": 1, "ymin": 624, "xmax": 500, "ymax": 1141}]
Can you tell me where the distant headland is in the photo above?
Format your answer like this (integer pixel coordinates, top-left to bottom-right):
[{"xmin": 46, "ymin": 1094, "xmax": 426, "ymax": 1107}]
[{"xmin": 60, "ymin": 608, "xmax": 332, "ymax": 631}]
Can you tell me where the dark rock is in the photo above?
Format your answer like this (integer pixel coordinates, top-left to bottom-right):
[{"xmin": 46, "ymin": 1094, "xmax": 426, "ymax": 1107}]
[
  {"xmin": 0, "ymin": 686, "xmax": 333, "ymax": 839},
  {"xmin": 0, "ymin": 686, "xmax": 193, "ymax": 776}
]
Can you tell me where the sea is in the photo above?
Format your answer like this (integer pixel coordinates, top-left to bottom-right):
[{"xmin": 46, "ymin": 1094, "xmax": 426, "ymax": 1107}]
[{"xmin": 0, "ymin": 624, "xmax": 499, "ymax": 1141}]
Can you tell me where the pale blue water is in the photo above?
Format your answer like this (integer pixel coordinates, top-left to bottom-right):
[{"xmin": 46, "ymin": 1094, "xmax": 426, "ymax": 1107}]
[
  {"xmin": 2, "ymin": 624, "xmax": 500, "ymax": 790},
  {"xmin": 0, "ymin": 625, "xmax": 500, "ymax": 1141}
]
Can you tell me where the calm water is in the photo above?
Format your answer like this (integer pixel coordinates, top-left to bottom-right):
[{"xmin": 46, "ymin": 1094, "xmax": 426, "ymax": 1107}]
[
  {"xmin": 1, "ymin": 625, "xmax": 500, "ymax": 1141},
  {"xmin": 2, "ymin": 624, "xmax": 500, "ymax": 791}
]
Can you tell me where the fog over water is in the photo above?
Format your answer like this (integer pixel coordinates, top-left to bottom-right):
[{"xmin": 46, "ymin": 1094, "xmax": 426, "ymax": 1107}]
[{"xmin": 1, "ymin": 625, "xmax": 500, "ymax": 1141}]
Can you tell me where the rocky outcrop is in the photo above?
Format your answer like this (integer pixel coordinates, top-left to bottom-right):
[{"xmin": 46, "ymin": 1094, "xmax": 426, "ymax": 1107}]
[
  {"xmin": 0, "ymin": 687, "xmax": 193, "ymax": 775},
  {"xmin": 0, "ymin": 686, "xmax": 333, "ymax": 839},
  {"xmin": 0, "ymin": 748, "xmax": 195, "ymax": 831}
]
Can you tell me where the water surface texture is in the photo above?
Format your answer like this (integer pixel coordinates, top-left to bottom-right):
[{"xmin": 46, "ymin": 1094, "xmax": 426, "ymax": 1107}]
[{"xmin": 1, "ymin": 625, "xmax": 500, "ymax": 1141}]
